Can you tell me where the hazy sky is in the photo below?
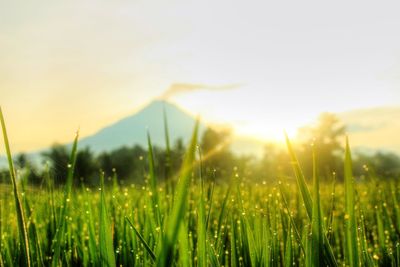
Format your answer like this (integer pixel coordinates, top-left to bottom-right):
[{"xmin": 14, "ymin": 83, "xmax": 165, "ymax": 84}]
[{"xmin": 1, "ymin": 0, "xmax": 400, "ymax": 152}]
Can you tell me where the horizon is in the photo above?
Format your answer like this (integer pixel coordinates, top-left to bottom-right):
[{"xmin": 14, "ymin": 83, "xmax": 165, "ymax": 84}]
[{"xmin": 1, "ymin": 99, "xmax": 400, "ymax": 159}]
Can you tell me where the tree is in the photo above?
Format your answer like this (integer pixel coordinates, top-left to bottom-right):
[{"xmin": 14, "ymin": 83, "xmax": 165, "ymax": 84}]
[
  {"xmin": 259, "ymin": 143, "xmax": 291, "ymax": 181},
  {"xmin": 103, "ymin": 145, "xmax": 147, "ymax": 183},
  {"xmin": 298, "ymin": 113, "xmax": 346, "ymax": 179},
  {"xmin": 42, "ymin": 144, "xmax": 70, "ymax": 186},
  {"xmin": 98, "ymin": 152, "xmax": 113, "ymax": 176},
  {"xmin": 171, "ymin": 138, "xmax": 185, "ymax": 173},
  {"xmin": 75, "ymin": 147, "xmax": 98, "ymax": 185},
  {"xmin": 353, "ymin": 152, "xmax": 400, "ymax": 178},
  {"xmin": 200, "ymin": 127, "xmax": 235, "ymax": 179},
  {"xmin": 15, "ymin": 153, "xmax": 42, "ymax": 185}
]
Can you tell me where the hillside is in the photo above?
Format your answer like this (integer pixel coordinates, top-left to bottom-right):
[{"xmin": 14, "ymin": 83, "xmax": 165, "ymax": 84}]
[{"xmin": 78, "ymin": 100, "xmax": 207, "ymax": 153}]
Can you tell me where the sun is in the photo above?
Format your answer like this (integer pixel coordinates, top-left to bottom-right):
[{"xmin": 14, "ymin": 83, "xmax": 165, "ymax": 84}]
[{"xmin": 233, "ymin": 120, "xmax": 299, "ymax": 143}]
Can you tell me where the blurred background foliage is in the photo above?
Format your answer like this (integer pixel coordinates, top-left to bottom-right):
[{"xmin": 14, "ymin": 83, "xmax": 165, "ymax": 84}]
[{"xmin": 1, "ymin": 113, "xmax": 399, "ymax": 187}]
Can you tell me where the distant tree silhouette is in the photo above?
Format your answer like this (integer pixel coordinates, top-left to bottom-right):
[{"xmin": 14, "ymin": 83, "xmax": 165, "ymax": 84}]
[
  {"xmin": 105, "ymin": 145, "xmax": 146, "ymax": 184},
  {"xmin": 42, "ymin": 144, "xmax": 70, "ymax": 186},
  {"xmin": 353, "ymin": 152, "xmax": 400, "ymax": 178},
  {"xmin": 98, "ymin": 152, "xmax": 113, "ymax": 176},
  {"xmin": 0, "ymin": 170, "xmax": 8, "ymax": 184},
  {"xmin": 259, "ymin": 143, "xmax": 291, "ymax": 181},
  {"xmin": 171, "ymin": 138, "xmax": 185, "ymax": 171},
  {"xmin": 3, "ymin": 112, "xmax": 399, "ymax": 188},
  {"xmin": 298, "ymin": 113, "xmax": 346, "ymax": 179},
  {"xmin": 15, "ymin": 153, "xmax": 42, "ymax": 185},
  {"xmin": 200, "ymin": 127, "xmax": 235, "ymax": 179},
  {"xmin": 75, "ymin": 147, "xmax": 98, "ymax": 185}
]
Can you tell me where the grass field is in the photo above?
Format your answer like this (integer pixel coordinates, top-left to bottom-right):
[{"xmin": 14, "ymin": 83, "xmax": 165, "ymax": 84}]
[{"xmin": 1, "ymin": 110, "xmax": 400, "ymax": 266}]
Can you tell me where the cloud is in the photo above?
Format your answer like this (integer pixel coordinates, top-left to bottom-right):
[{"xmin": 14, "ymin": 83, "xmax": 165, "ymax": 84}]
[{"xmin": 161, "ymin": 83, "xmax": 242, "ymax": 99}]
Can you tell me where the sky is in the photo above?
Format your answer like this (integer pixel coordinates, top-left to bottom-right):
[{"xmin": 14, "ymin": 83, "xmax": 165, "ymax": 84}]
[{"xmin": 1, "ymin": 0, "xmax": 400, "ymax": 153}]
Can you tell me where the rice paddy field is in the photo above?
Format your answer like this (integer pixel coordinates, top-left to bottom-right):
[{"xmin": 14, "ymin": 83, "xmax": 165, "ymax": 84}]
[{"xmin": 1, "ymin": 110, "xmax": 400, "ymax": 267}]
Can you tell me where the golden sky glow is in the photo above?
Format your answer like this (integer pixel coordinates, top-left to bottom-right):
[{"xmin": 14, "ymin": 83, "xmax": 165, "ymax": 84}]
[{"xmin": 1, "ymin": 0, "xmax": 400, "ymax": 153}]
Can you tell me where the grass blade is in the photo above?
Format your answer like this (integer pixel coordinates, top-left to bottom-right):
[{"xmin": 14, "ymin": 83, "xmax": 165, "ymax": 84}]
[
  {"xmin": 99, "ymin": 172, "xmax": 116, "ymax": 267},
  {"xmin": 21, "ymin": 173, "xmax": 44, "ymax": 266},
  {"xmin": 178, "ymin": 221, "xmax": 191, "ymax": 267},
  {"xmin": 125, "ymin": 217, "xmax": 156, "ymax": 262},
  {"xmin": 285, "ymin": 133, "xmax": 337, "ymax": 267},
  {"xmin": 359, "ymin": 209, "xmax": 375, "ymax": 267},
  {"xmin": 157, "ymin": 119, "xmax": 199, "ymax": 266},
  {"xmin": 0, "ymin": 107, "xmax": 31, "ymax": 267},
  {"xmin": 197, "ymin": 147, "xmax": 207, "ymax": 267},
  {"xmin": 163, "ymin": 103, "xmax": 172, "ymax": 181},
  {"xmin": 284, "ymin": 224, "xmax": 293, "ymax": 267},
  {"xmin": 344, "ymin": 137, "xmax": 359, "ymax": 267},
  {"xmin": 327, "ymin": 172, "xmax": 336, "ymax": 242},
  {"xmin": 278, "ymin": 181, "xmax": 305, "ymax": 254},
  {"xmin": 285, "ymin": 132, "xmax": 313, "ymax": 218},
  {"xmin": 147, "ymin": 132, "xmax": 162, "ymax": 227},
  {"xmin": 311, "ymin": 145, "xmax": 323, "ymax": 266},
  {"xmin": 51, "ymin": 131, "xmax": 79, "ymax": 266}
]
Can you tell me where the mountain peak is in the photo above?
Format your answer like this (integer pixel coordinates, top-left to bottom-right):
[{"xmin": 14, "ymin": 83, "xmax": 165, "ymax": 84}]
[
  {"xmin": 139, "ymin": 99, "xmax": 183, "ymax": 114},
  {"xmin": 78, "ymin": 99, "xmax": 205, "ymax": 153}
]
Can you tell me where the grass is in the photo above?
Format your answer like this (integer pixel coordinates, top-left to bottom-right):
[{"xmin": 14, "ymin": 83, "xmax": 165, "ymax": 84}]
[
  {"xmin": 0, "ymin": 109, "xmax": 400, "ymax": 266},
  {"xmin": 99, "ymin": 171, "xmax": 116, "ymax": 267},
  {"xmin": 0, "ymin": 107, "xmax": 30, "ymax": 267},
  {"xmin": 50, "ymin": 131, "xmax": 79, "ymax": 266},
  {"xmin": 344, "ymin": 137, "xmax": 359, "ymax": 267}
]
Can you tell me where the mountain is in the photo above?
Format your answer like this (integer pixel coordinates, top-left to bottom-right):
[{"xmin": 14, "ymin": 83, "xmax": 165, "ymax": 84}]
[{"xmin": 78, "ymin": 100, "xmax": 206, "ymax": 153}]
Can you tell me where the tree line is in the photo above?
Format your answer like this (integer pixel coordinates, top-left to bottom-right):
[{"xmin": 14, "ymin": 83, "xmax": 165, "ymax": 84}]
[{"xmin": 1, "ymin": 113, "xmax": 399, "ymax": 186}]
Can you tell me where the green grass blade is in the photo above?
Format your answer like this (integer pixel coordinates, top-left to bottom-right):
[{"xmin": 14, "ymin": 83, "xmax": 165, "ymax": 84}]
[
  {"xmin": 285, "ymin": 133, "xmax": 337, "ymax": 267},
  {"xmin": 147, "ymin": 132, "xmax": 162, "ymax": 227},
  {"xmin": 197, "ymin": 147, "xmax": 207, "ymax": 267},
  {"xmin": 20, "ymin": 173, "xmax": 44, "ymax": 266},
  {"xmin": 51, "ymin": 131, "xmax": 79, "ymax": 266},
  {"xmin": 157, "ymin": 119, "xmax": 199, "ymax": 267},
  {"xmin": 206, "ymin": 178, "xmax": 214, "ymax": 231},
  {"xmin": 83, "ymin": 186, "xmax": 98, "ymax": 264},
  {"xmin": 284, "ymin": 224, "xmax": 293, "ymax": 267},
  {"xmin": 285, "ymin": 132, "xmax": 313, "ymax": 219},
  {"xmin": 327, "ymin": 172, "xmax": 336, "ymax": 242},
  {"xmin": 390, "ymin": 182, "xmax": 400, "ymax": 234},
  {"xmin": 178, "ymin": 221, "xmax": 191, "ymax": 267},
  {"xmin": 359, "ymin": 209, "xmax": 375, "ymax": 267},
  {"xmin": 215, "ymin": 184, "xmax": 231, "ymax": 246},
  {"xmin": 65, "ymin": 132, "xmax": 79, "ymax": 196},
  {"xmin": 311, "ymin": 146, "xmax": 323, "ymax": 267},
  {"xmin": 99, "ymin": 172, "xmax": 116, "ymax": 267},
  {"xmin": 344, "ymin": 137, "xmax": 359, "ymax": 267},
  {"xmin": 125, "ymin": 217, "xmax": 156, "ymax": 262},
  {"xmin": 0, "ymin": 249, "xmax": 3, "ymax": 267},
  {"xmin": 0, "ymin": 107, "xmax": 31, "ymax": 267},
  {"xmin": 278, "ymin": 182, "xmax": 305, "ymax": 255},
  {"xmin": 230, "ymin": 219, "xmax": 238, "ymax": 267},
  {"xmin": 207, "ymin": 242, "xmax": 220, "ymax": 267},
  {"xmin": 163, "ymin": 103, "xmax": 172, "ymax": 181}
]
